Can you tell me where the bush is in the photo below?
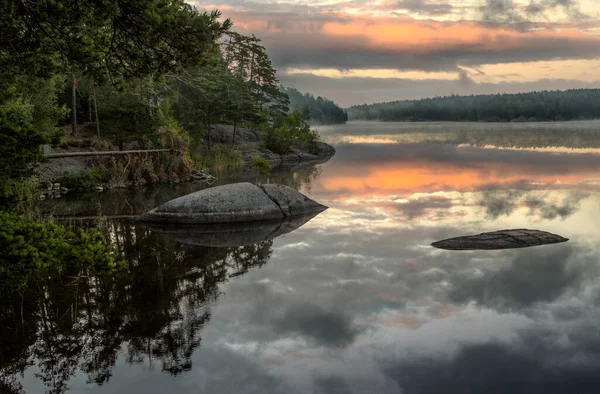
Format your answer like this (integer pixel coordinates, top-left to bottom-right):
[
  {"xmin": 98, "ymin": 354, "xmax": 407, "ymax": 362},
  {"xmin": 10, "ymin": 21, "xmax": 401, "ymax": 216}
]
[
  {"xmin": 0, "ymin": 212, "xmax": 122, "ymax": 293},
  {"xmin": 57, "ymin": 169, "xmax": 111, "ymax": 190},
  {"xmin": 0, "ymin": 178, "xmax": 39, "ymax": 210},
  {"xmin": 265, "ymin": 106, "xmax": 320, "ymax": 154},
  {"xmin": 251, "ymin": 156, "xmax": 272, "ymax": 176}
]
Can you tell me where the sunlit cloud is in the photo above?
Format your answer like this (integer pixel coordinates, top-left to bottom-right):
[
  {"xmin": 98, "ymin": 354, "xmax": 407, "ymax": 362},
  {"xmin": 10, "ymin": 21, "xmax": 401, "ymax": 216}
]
[{"xmin": 191, "ymin": 0, "xmax": 600, "ymax": 103}]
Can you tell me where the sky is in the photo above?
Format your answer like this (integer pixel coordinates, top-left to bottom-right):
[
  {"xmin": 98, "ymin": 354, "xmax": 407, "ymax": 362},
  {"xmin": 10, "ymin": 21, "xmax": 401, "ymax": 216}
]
[{"xmin": 191, "ymin": 0, "xmax": 600, "ymax": 107}]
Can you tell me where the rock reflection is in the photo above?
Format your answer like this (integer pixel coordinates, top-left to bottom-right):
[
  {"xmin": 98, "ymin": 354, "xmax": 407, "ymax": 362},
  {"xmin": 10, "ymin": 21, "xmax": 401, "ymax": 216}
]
[
  {"xmin": 0, "ymin": 218, "xmax": 287, "ymax": 393},
  {"xmin": 142, "ymin": 211, "xmax": 323, "ymax": 247}
]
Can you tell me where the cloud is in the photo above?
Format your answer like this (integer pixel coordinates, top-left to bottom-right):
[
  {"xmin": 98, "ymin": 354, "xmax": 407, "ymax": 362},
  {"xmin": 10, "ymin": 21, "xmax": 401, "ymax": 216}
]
[
  {"xmin": 448, "ymin": 245, "xmax": 589, "ymax": 310},
  {"xmin": 478, "ymin": 190, "xmax": 524, "ymax": 219},
  {"xmin": 380, "ymin": 0, "xmax": 454, "ymax": 16},
  {"xmin": 392, "ymin": 196, "xmax": 454, "ymax": 220},
  {"xmin": 480, "ymin": 0, "xmax": 526, "ymax": 23},
  {"xmin": 246, "ymin": 281, "xmax": 361, "ymax": 348},
  {"xmin": 526, "ymin": 0, "xmax": 589, "ymax": 21},
  {"xmin": 193, "ymin": 1, "xmax": 600, "ymax": 103},
  {"xmin": 382, "ymin": 339, "xmax": 600, "ymax": 394},
  {"xmin": 478, "ymin": 0, "xmax": 587, "ymax": 23},
  {"xmin": 457, "ymin": 70, "xmax": 475, "ymax": 86}
]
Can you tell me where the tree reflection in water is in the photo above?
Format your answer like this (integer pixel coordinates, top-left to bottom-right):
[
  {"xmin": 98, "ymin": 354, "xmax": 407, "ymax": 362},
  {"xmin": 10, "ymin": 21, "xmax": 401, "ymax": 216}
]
[{"xmin": 0, "ymin": 219, "xmax": 274, "ymax": 393}]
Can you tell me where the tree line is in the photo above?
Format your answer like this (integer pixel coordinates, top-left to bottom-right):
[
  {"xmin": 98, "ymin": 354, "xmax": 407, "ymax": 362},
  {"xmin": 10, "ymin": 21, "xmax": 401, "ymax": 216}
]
[
  {"xmin": 347, "ymin": 89, "xmax": 600, "ymax": 122},
  {"xmin": 280, "ymin": 86, "xmax": 347, "ymax": 125}
]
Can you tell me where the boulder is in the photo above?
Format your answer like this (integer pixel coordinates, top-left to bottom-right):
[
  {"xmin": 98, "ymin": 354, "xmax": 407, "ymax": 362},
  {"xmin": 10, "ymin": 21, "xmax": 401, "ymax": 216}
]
[
  {"xmin": 431, "ymin": 229, "xmax": 568, "ymax": 250},
  {"xmin": 138, "ymin": 182, "xmax": 327, "ymax": 224},
  {"xmin": 209, "ymin": 124, "xmax": 262, "ymax": 144}
]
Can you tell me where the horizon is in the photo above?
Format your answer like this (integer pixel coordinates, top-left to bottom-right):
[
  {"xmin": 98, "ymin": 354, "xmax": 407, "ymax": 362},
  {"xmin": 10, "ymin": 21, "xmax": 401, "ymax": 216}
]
[{"xmin": 191, "ymin": 0, "xmax": 600, "ymax": 107}]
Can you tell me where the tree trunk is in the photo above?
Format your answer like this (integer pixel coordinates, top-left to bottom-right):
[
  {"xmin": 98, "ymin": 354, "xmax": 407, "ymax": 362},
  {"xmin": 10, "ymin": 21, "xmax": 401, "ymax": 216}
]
[
  {"xmin": 176, "ymin": 79, "xmax": 182, "ymax": 123},
  {"xmin": 249, "ymin": 51, "xmax": 255, "ymax": 96},
  {"xmin": 93, "ymin": 85, "xmax": 100, "ymax": 138},
  {"xmin": 206, "ymin": 104, "xmax": 212, "ymax": 152},
  {"xmin": 71, "ymin": 73, "xmax": 77, "ymax": 136},
  {"xmin": 232, "ymin": 120, "xmax": 237, "ymax": 148},
  {"xmin": 116, "ymin": 93, "xmax": 121, "ymax": 150}
]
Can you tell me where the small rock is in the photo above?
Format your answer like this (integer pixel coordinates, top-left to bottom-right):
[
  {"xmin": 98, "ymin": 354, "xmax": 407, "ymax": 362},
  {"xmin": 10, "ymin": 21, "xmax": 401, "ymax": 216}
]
[
  {"xmin": 95, "ymin": 186, "xmax": 104, "ymax": 192},
  {"xmin": 432, "ymin": 229, "xmax": 568, "ymax": 250},
  {"xmin": 53, "ymin": 183, "xmax": 60, "ymax": 189},
  {"xmin": 39, "ymin": 194, "xmax": 46, "ymax": 200},
  {"xmin": 60, "ymin": 187, "xmax": 68, "ymax": 193}
]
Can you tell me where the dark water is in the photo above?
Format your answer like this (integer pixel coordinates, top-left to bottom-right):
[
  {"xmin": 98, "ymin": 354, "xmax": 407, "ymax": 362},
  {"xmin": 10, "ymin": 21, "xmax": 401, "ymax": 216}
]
[{"xmin": 4, "ymin": 122, "xmax": 600, "ymax": 393}]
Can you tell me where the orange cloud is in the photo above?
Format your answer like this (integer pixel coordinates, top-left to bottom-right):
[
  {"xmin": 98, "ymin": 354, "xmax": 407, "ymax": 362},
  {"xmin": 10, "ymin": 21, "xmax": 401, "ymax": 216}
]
[{"xmin": 313, "ymin": 158, "xmax": 600, "ymax": 201}]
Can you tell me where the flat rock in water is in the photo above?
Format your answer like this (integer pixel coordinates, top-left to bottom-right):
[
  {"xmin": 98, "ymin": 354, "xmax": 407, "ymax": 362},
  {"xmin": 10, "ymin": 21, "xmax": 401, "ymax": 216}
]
[
  {"xmin": 431, "ymin": 229, "xmax": 568, "ymax": 250},
  {"xmin": 138, "ymin": 182, "xmax": 327, "ymax": 224}
]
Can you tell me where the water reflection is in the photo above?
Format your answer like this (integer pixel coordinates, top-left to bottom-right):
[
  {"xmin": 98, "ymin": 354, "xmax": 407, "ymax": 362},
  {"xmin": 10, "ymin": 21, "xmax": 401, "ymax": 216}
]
[
  {"xmin": 0, "ymin": 220, "xmax": 278, "ymax": 393},
  {"xmin": 143, "ymin": 211, "xmax": 324, "ymax": 247},
  {"xmin": 7, "ymin": 123, "xmax": 600, "ymax": 393}
]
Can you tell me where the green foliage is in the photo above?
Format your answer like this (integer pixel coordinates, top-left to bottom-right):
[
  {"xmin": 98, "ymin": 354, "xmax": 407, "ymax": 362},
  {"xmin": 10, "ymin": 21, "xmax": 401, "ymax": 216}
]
[
  {"xmin": 57, "ymin": 170, "xmax": 111, "ymax": 190},
  {"xmin": 265, "ymin": 106, "xmax": 321, "ymax": 154},
  {"xmin": 251, "ymin": 156, "xmax": 272, "ymax": 176},
  {"xmin": 0, "ymin": 1, "xmax": 231, "ymax": 83},
  {"xmin": 0, "ymin": 73, "xmax": 67, "ymax": 208},
  {"xmin": 94, "ymin": 80, "xmax": 161, "ymax": 148},
  {"xmin": 0, "ymin": 212, "xmax": 121, "ymax": 293},
  {"xmin": 195, "ymin": 144, "xmax": 241, "ymax": 170},
  {"xmin": 347, "ymin": 89, "xmax": 600, "ymax": 122},
  {"xmin": 280, "ymin": 86, "xmax": 347, "ymax": 125},
  {"xmin": 0, "ymin": 110, "xmax": 46, "ymax": 193},
  {"xmin": 0, "ymin": 74, "xmax": 67, "ymax": 190},
  {"xmin": 0, "ymin": 178, "xmax": 39, "ymax": 213}
]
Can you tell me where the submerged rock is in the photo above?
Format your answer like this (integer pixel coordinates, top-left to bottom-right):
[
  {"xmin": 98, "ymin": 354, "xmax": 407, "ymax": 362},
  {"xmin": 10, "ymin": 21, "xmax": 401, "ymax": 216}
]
[
  {"xmin": 431, "ymin": 229, "xmax": 568, "ymax": 250},
  {"xmin": 138, "ymin": 182, "xmax": 327, "ymax": 224},
  {"xmin": 142, "ymin": 211, "xmax": 321, "ymax": 247}
]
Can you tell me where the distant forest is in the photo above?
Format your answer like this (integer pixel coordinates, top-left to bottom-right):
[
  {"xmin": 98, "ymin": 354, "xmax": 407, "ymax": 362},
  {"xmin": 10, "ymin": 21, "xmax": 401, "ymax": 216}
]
[
  {"xmin": 280, "ymin": 86, "xmax": 348, "ymax": 125},
  {"xmin": 347, "ymin": 89, "xmax": 600, "ymax": 122}
]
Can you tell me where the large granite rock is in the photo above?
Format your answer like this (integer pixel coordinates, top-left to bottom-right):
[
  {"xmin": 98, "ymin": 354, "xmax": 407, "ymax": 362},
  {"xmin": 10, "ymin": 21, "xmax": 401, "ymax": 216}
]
[
  {"xmin": 431, "ymin": 229, "xmax": 568, "ymax": 250},
  {"xmin": 138, "ymin": 182, "xmax": 327, "ymax": 224}
]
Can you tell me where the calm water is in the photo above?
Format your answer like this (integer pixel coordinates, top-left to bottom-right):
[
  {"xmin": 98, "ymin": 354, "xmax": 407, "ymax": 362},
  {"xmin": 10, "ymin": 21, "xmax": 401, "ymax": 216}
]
[{"xmin": 4, "ymin": 121, "xmax": 600, "ymax": 393}]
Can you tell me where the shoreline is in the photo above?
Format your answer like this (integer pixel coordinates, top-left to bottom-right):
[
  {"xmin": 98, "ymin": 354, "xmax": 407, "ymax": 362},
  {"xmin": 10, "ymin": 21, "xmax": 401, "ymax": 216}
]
[{"xmin": 35, "ymin": 124, "xmax": 336, "ymax": 197}]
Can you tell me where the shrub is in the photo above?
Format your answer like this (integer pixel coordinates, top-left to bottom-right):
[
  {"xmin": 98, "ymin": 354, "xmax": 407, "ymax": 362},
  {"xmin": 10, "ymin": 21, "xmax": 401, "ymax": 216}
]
[
  {"xmin": 251, "ymin": 156, "xmax": 272, "ymax": 176},
  {"xmin": 57, "ymin": 169, "xmax": 111, "ymax": 190},
  {"xmin": 265, "ymin": 106, "xmax": 320, "ymax": 154},
  {"xmin": 0, "ymin": 212, "xmax": 122, "ymax": 293},
  {"xmin": 0, "ymin": 177, "xmax": 39, "ymax": 210}
]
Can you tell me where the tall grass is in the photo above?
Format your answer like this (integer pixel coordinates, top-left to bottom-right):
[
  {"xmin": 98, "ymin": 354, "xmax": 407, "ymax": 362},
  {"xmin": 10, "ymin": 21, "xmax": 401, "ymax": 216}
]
[{"xmin": 194, "ymin": 144, "xmax": 242, "ymax": 171}]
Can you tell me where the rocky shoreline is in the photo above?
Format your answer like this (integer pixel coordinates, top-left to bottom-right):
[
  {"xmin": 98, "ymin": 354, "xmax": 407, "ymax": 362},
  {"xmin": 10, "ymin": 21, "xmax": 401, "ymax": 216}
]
[
  {"xmin": 210, "ymin": 124, "xmax": 336, "ymax": 166},
  {"xmin": 35, "ymin": 124, "xmax": 336, "ymax": 197}
]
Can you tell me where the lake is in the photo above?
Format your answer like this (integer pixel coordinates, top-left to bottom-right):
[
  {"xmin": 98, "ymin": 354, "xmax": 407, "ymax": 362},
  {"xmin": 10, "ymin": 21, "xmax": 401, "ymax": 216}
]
[{"xmin": 4, "ymin": 121, "xmax": 600, "ymax": 393}]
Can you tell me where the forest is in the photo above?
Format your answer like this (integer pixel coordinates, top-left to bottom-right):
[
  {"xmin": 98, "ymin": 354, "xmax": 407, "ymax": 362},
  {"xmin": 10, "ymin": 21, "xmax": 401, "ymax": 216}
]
[
  {"xmin": 280, "ymin": 86, "xmax": 348, "ymax": 125},
  {"xmin": 0, "ymin": 0, "xmax": 340, "ymax": 207},
  {"xmin": 347, "ymin": 89, "xmax": 600, "ymax": 122}
]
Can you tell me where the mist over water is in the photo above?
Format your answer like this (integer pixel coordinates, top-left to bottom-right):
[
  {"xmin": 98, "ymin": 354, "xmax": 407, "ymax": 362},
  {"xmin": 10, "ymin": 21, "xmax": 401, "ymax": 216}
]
[{"xmin": 5, "ymin": 122, "xmax": 600, "ymax": 394}]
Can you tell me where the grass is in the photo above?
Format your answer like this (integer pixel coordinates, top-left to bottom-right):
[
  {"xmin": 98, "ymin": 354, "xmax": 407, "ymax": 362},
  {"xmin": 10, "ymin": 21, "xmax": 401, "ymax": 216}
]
[{"xmin": 194, "ymin": 144, "xmax": 242, "ymax": 171}]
